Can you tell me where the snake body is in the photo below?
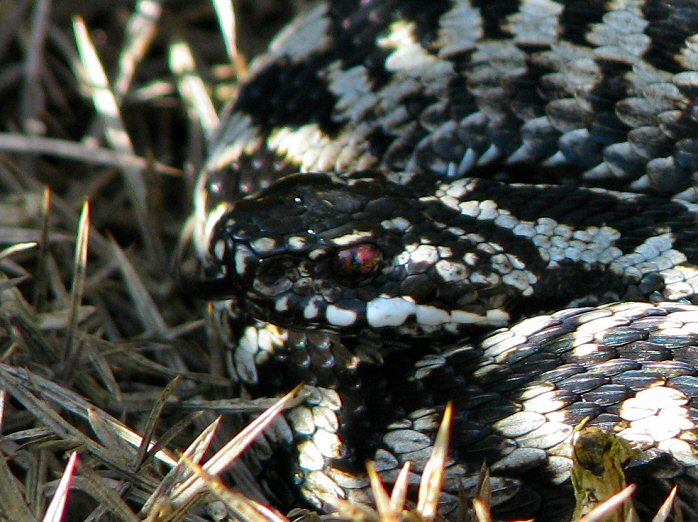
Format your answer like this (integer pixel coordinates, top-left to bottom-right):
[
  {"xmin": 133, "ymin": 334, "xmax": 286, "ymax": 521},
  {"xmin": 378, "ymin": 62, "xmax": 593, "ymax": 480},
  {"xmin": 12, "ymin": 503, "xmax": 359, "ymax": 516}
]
[{"xmin": 193, "ymin": 1, "xmax": 698, "ymax": 519}]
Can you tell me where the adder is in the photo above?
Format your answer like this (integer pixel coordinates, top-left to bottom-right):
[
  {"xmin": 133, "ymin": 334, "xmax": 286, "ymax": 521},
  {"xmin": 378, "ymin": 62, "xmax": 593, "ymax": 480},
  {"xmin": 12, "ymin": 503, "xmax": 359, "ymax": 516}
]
[{"xmin": 190, "ymin": 1, "xmax": 698, "ymax": 519}]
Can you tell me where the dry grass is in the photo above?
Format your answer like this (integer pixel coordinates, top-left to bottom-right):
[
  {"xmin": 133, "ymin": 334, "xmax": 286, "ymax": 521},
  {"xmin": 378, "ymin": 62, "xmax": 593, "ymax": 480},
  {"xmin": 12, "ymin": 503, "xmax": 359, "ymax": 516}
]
[
  {"xmin": 0, "ymin": 1, "xmax": 308, "ymax": 520},
  {"xmin": 0, "ymin": 1, "xmax": 684, "ymax": 521}
]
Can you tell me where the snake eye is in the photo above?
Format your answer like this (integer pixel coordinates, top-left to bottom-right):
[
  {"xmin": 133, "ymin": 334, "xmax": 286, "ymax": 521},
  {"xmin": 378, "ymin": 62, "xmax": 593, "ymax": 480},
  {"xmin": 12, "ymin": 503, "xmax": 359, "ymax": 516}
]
[{"xmin": 331, "ymin": 243, "xmax": 382, "ymax": 283}]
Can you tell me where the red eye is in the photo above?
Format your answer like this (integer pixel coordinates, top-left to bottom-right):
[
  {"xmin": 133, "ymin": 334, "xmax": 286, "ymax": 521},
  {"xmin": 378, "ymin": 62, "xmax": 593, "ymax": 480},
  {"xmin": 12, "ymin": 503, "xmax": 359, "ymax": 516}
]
[{"xmin": 332, "ymin": 243, "xmax": 382, "ymax": 282}]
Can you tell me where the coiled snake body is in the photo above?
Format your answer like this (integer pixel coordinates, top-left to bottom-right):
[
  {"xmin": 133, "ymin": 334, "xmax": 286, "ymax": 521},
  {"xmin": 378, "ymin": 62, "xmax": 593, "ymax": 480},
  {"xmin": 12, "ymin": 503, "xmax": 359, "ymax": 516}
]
[{"xmin": 193, "ymin": 1, "xmax": 698, "ymax": 519}]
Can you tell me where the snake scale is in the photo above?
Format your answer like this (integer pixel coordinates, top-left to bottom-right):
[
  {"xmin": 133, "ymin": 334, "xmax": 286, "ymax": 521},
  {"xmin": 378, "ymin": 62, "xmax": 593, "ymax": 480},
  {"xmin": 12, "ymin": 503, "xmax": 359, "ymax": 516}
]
[{"xmin": 191, "ymin": 1, "xmax": 698, "ymax": 519}]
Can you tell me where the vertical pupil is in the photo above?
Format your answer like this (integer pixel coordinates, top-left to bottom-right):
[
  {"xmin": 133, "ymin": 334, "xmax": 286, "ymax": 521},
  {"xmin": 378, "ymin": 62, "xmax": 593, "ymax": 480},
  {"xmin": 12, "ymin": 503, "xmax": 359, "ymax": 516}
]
[{"xmin": 338, "ymin": 248, "xmax": 359, "ymax": 273}]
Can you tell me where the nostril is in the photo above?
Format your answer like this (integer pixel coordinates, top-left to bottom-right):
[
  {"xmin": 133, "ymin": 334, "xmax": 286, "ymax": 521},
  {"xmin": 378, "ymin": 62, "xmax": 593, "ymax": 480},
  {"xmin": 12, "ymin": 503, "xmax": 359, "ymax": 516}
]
[
  {"xmin": 258, "ymin": 261, "xmax": 287, "ymax": 285},
  {"xmin": 254, "ymin": 259, "xmax": 296, "ymax": 296}
]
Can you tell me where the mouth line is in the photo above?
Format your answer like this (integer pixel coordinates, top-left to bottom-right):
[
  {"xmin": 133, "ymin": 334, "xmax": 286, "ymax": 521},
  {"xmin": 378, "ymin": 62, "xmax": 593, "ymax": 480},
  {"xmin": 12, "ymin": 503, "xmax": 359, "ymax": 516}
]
[
  {"xmin": 180, "ymin": 274, "xmax": 244, "ymax": 301},
  {"xmin": 242, "ymin": 291, "xmax": 343, "ymax": 331}
]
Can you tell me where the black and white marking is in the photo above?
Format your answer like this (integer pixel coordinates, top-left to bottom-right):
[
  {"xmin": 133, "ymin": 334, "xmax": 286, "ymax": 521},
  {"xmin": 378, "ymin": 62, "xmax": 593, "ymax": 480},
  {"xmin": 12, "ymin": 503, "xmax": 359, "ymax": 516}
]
[{"xmin": 190, "ymin": 0, "xmax": 698, "ymax": 519}]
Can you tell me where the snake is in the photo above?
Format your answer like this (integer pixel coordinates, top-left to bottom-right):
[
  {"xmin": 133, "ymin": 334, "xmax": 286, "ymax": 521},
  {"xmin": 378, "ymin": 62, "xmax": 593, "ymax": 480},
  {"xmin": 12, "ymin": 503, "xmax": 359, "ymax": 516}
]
[{"xmin": 190, "ymin": 1, "xmax": 698, "ymax": 519}]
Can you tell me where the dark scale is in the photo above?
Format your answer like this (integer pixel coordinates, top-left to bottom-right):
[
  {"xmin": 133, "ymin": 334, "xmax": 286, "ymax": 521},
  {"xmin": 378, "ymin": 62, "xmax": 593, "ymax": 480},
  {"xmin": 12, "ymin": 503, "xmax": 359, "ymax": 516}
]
[{"xmin": 190, "ymin": 1, "xmax": 698, "ymax": 520}]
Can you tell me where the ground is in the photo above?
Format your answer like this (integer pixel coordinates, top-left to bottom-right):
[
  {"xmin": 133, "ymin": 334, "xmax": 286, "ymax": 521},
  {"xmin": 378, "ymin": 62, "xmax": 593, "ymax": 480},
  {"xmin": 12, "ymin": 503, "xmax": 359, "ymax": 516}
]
[{"xmin": 0, "ymin": 1, "xmax": 308, "ymax": 520}]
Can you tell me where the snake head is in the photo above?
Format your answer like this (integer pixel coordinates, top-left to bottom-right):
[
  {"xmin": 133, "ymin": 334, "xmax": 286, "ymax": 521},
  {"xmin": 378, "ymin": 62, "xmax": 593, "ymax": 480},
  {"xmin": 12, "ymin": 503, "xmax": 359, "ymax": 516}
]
[{"xmin": 206, "ymin": 173, "xmax": 519, "ymax": 335}]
